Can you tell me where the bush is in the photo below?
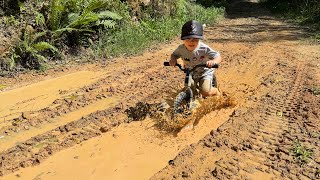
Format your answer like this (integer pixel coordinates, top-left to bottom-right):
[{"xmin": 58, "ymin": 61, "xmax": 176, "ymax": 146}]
[
  {"xmin": 262, "ymin": 0, "xmax": 320, "ymax": 28},
  {"xmin": 1, "ymin": 0, "xmax": 224, "ymax": 71},
  {"xmin": 96, "ymin": 0, "xmax": 224, "ymax": 58}
]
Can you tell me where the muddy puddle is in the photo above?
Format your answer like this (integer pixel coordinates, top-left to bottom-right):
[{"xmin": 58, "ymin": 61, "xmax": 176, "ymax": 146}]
[
  {"xmin": 2, "ymin": 94, "xmax": 236, "ymax": 180},
  {"xmin": 0, "ymin": 71, "xmax": 106, "ymax": 123},
  {"xmin": 125, "ymin": 93, "xmax": 237, "ymax": 134}
]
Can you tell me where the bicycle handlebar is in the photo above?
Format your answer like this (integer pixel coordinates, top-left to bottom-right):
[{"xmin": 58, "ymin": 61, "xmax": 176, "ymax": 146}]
[{"xmin": 163, "ymin": 62, "xmax": 219, "ymax": 72}]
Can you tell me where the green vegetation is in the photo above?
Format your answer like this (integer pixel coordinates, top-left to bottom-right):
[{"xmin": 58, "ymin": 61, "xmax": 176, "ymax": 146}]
[
  {"xmin": 11, "ymin": 25, "xmax": 59, "ymax": 70},
  {"xmin": 291, "ymin": 140, "xmax": 313, "ymax": 167},
  {"xmin": 0, "ymin": 0, "xmax": 224, "ymax": 72},
  {"xmin": 96, "ymin": 2, "xmax": 223, "ymax": 57},
  {"xmin": 0, "ymin": 84, "xmax": 7, "ymax": 90},
  {"xmin": 308, "ymin": 86, "xmax": 320, "ymax": 96}
]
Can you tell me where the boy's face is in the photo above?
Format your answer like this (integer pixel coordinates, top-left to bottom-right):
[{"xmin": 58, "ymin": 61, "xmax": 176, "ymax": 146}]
[{"xmin": 183, "ymin": 38, "xmax": 200, "ymax": 51}]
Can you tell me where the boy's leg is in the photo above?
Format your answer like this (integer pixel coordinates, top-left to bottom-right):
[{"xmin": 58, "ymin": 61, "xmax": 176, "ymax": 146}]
[{"xmin": 200, "ymin": 79, "xmax": 220, "ymax": 97}]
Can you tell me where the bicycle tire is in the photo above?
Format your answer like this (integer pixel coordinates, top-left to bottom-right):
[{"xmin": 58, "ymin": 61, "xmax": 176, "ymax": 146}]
[{"xmin": 173, "ymin": 91, "xmax": 190, "ymax": 114}]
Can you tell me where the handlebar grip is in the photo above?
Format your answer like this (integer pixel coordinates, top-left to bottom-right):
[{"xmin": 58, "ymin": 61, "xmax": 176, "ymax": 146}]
[
  {"xmin": 212, "ymin": 63, "xmax": 219, "ymax": 68},
  {"xmin": 163, "ymin": 62, "xmax": 170, "ymax": 66}
]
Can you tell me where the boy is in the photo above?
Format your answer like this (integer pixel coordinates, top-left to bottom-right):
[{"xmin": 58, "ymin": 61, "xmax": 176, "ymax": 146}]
[{"xmin": 169, "ymin": 20, "xmax": 222, "ymax": 97}]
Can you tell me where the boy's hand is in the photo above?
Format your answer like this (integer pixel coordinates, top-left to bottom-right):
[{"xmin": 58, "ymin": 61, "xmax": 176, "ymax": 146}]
[
  {"xmin": 206, "ymin": 60, "xmax": 217, "ymax": 67},
  {"xmin": 169, "ymin": 58, "xmax": 177, "ymax": 66}
]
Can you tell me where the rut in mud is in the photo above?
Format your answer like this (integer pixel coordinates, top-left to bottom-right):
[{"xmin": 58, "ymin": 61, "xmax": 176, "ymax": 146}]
[{"xmin": 0, "ymin": 0, "xmax": 319, "ymax": 179}]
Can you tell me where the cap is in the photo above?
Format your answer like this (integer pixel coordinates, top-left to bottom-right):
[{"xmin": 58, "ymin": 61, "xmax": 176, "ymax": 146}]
[{"xmin": 181, "ymin": 20, "xmax": 203, "ymax": 40}]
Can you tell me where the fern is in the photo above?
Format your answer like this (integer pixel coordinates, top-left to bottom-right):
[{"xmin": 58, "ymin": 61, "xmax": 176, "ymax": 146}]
[
  {"xmin": 50, "ymin": 0, "xmax": 122, "ymax": 34},
  {"xmin": 35, "ymin": 12, "xmax": 46, "ymax": 27},
  {"xmin": 83, "ymin": 0, "xmax": 107, "ymax": 13},
  {"xmin": 98, "ymin": 10, "xmax": 122, "ymax": 20},
  {"xmin": 67, "ymin": 12, "xmax": 99, "ymax": 28},
  {"xmin": 49, "ymin": 0, "xmax": 65, "ymax": 30},
  {"xmin": 97, "ymin": 20, "xmax": 116, "ymax": 28},
  {"xmin": 11, "ymin": 25, "xmax": 59, "ymax": 69},
  {"xmin": 32, "ymin": 42, "xmax": 59, "ymax": 53},
  {"xmin": 10, "ymin": 53, "xmax": 20, "ymax": 70}
]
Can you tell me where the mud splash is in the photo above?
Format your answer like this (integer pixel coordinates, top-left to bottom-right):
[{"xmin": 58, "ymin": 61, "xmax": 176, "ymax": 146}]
[{"xmin": 125, "ymin": 93, "xmax": 237, "ymax": 133}]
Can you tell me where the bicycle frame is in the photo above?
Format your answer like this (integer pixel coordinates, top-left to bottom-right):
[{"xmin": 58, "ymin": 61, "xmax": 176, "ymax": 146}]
[{"xmin": 164, "ymin": 62, "xmax": 219, "ymax": 114}]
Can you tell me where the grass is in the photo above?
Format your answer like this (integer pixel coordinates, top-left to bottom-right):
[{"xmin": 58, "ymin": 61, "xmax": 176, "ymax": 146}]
[
  {"xmin": 1, "ymin": 0, "xmax": 224, "ymax": 70},
  {"xmin": 0, "ymin": 84, "xmax": 7, "ymax": 90},
  {"xmin": 308, "ymin": 86, "xmax": 320, "ymax": 96},
  {"xmin": 291, "ymin": 140, "xmax": 313, "ymax": 167},
  {"xmin": 94, "ymin": 2, "xmax": 224, "ymax": 58}
]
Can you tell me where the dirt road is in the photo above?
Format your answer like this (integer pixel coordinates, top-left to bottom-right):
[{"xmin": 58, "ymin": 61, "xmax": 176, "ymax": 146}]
[{"xmin": 0, "ymin": 1, "xmax": 319, "ymax": 179}]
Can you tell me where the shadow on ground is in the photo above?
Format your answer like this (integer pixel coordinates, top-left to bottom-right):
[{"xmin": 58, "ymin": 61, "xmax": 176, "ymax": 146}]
[{"xmin": 208, "ymin": 0, "xmax": 312, "ymax": 43}]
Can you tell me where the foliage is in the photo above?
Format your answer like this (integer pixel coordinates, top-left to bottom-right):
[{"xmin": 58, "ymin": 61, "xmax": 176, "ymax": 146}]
[
  {"xmin": 48, "ymin": 0, "xmax": 123, "ymax": 47},
  {"xmin": 261, "ymin": 0, "xmax": 320, "ymax": 28},
  {"xmin": 291, "ymin": 140, "xmax": 313, "ymax": 167},
  {"xmin": 11, "ymin": 25, "xmax": 59, "ymax": 70},
  {"xmin": 2, "ymin": 0, "xmax": 126, "ymax": 70},
  {"xmin": 2, "ymin": 0, "xmax": 224, "ymax": 70},
  {"xmin": 96, "ymin": 0, "xmax": 224, "ymax": 58},
  {"xmin": 0, "ymin": 84, "xmax": 7, "ymax": 90},
  {"xmin": 3, "ymin": 15, "xmax": 19, "ymax": 26},
  {"xmin": 307, "ymin": 86, "xmax": 320, "ymax": 96}
]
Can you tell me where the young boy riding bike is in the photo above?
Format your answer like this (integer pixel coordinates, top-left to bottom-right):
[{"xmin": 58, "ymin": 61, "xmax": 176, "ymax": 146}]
[{"xmin": 169, "ymin": 20, "xmax": 222, "ymax": 97}]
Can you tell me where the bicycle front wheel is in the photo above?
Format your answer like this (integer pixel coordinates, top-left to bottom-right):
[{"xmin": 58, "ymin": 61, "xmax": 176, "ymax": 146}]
[{"xmin": 173, "ymin": 91, "xmax": 190, "ymax": 114}]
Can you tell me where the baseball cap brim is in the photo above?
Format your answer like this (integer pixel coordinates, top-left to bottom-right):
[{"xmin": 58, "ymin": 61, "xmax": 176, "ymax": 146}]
[{"xmin": 181, "ymin": 35, "xmax": 203, "ymax": 40}]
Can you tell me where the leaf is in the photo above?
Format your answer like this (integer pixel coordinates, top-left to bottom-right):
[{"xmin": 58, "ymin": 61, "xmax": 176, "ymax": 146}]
[
  {"xmin": 54, "ymin": 27, "xmax": 78, "ymax": 34},
  {"xmin": 97, "ymin": 20, "xmax": 116, "ymax": 28},
  {"xmin": 35, "ymin": 12, "xmax": 45, "ymax": 27},
  {"xmin": 34, "ymin": 54, "xmax": 47, "ymax": 62},
  {"xmin": 53, "ymin": 27, "xmax": 94, "ymax": 37},
  {"xmin": 31, "ymin": 31, "xmax": 48, "ymax": 44},
  {"xmin": 18, "ymin": 0, "xmax": 26, "ymax": 11},
  {"xmin": 98, "ymin": 10, "xmax": 122, "ymax": 20},
  {"xmin": 49, "ymin": 0, "xmax": 65, "ymax": 30},
  {"xmin": 10, "ymin": 53, "xmax": 20, "ymax": 70},
  {"xmin": 32, "ymin": 42, "xmax": 59, "ymax": 53},
  {"xmin": 0, "ymin": 84, "xmax": 7, "ymax": 90},
  {"xmin": 68, "ymin": 13, "xmax": 80, "ymax": 24},
  {"xmin": 67, "ymin": 12, "xmax": 99, "ymax": 28},
  {"xmin": 83, "ymin": 0, "xmax": 107, "ymax": 13}
]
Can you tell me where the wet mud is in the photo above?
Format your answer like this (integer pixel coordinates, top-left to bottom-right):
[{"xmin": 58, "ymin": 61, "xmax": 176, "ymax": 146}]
[{"xmin": 0, "ymin": 0, "xmax": 319, "ymax": 179}]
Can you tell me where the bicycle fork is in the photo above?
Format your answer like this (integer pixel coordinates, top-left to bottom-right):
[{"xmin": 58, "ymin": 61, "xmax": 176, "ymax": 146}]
[{"xmin": 185, "ymin": 73, "xmax": 195, "ymax": 110}]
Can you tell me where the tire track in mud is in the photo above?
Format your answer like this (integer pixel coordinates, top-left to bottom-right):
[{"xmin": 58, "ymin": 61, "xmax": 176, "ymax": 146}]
[
  {"xmin": 213, "ymin": 61, "xmax": 310, "ymax": 179},
  {"xmin": 0, "ymin": 58, "xmax": 178, "ymax": 146},
  {"xmin": 2, "ymin": 2, "xmax": 320, "ymax": 178}
]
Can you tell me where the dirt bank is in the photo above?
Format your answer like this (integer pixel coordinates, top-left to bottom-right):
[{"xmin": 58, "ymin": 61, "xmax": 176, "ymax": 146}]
[{"xmin": 0, "ymin": 0, "xmax": 319, "ymax": 179}]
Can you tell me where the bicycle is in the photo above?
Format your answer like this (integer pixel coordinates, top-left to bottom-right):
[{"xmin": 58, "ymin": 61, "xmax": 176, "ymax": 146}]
[{"xmin": 163, "ymin": 61, "xmax": 219, "ymax": 118}]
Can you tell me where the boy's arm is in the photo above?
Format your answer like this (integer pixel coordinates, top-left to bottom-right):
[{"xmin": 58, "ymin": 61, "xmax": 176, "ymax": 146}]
[
  {"xmin": 170, "ymin": 53, "xmax": 179, "ymax": 66},
  {"xmin": 207, "ymin": 55, "xmax": 221, "ymax": 67},
  {"xmin": 206, "ymin": 46, "xmax": 221, "ymax": 67}
]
